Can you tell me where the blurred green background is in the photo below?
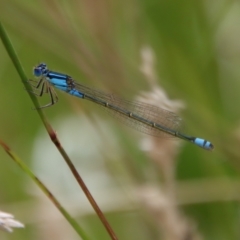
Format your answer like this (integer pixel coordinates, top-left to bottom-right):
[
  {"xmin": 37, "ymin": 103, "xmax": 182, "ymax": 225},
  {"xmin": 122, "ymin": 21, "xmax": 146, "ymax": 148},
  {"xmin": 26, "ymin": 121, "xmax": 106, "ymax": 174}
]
[{"xmin": 1, "ymin": 0, "xmax": 240, "ymax": 239}]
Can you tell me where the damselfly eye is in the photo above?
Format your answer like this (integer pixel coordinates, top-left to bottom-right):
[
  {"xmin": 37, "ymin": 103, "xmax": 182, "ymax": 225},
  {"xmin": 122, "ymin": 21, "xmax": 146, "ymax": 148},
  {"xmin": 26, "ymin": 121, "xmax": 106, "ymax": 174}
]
[{"xmin": 33, "ymin": 67, "xmax": 42, "ymax": 77}]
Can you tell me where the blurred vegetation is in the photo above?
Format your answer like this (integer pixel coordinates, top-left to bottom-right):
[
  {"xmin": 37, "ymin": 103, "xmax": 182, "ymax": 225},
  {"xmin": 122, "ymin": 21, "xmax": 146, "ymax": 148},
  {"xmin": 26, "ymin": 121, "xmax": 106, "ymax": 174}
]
[{"xmin": 0, "ymin": 0, "xmax": 240, "ymax": 240}]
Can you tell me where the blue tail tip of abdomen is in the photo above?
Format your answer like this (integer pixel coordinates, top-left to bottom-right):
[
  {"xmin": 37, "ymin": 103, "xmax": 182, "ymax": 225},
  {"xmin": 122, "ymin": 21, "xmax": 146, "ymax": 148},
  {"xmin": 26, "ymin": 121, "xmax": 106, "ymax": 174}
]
[{"xmin": 194, "ymin": 138, "xmax": 214, "ymax": 151}]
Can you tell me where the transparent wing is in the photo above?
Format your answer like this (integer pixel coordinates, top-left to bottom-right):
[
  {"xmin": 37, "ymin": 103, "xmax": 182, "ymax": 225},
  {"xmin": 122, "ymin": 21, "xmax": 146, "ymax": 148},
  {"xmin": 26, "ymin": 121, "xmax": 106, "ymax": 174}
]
[{"xmin": 74, "ymin": 82, "xmax": 182, "ymax": 137}]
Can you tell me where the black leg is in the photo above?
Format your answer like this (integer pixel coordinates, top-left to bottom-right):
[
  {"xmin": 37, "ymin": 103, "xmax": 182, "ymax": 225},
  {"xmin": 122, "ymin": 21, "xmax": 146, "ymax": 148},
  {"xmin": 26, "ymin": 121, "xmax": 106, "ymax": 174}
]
[{"xmin": 27, "ymin": 78, "xmax": 59, "ymax": 109}]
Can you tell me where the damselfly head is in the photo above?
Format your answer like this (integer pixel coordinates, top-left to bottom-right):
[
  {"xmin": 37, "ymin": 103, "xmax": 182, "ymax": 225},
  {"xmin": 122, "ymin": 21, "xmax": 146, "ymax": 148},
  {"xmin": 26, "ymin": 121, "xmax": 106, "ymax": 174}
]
[{"xmin": 33, "ymin": 63, "xmax": 48, "ymax": 77}]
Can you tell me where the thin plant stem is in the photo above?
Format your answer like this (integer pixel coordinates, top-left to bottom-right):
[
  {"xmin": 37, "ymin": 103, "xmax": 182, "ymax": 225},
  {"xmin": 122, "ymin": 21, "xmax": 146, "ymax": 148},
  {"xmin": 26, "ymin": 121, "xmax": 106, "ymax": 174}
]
[{"xmin": 0, "ymin": 140, "xmax": 90, "ymax": 240}]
